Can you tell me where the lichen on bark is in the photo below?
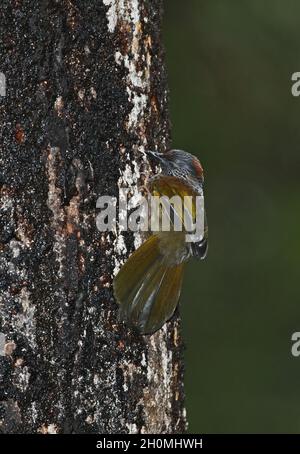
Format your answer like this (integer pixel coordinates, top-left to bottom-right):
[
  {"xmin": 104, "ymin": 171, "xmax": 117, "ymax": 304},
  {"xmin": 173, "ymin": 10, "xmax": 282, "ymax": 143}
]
[{"xmin": 0, "ymin": 0, "xmax": 187, "ymax": 434}]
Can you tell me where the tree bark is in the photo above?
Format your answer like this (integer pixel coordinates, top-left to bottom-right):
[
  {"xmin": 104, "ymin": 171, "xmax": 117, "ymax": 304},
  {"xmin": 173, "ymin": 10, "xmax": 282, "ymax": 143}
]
[{"xmin": 0, "ymin": 0, "xmax": 186, "ymax": 434}]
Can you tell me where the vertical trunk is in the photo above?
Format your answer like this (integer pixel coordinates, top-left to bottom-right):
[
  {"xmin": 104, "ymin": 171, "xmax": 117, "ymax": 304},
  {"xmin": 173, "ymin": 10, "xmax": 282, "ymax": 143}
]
[{"xmin": 0, "ymin": 0, "xmax": 186, "ymax": 434}]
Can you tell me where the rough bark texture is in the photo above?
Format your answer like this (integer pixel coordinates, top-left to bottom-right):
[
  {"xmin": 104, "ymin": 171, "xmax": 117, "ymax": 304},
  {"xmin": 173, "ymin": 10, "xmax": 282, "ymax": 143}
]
[{"xmin": 0, "ymin": 0, "xmax": 186, "ymax": 434}]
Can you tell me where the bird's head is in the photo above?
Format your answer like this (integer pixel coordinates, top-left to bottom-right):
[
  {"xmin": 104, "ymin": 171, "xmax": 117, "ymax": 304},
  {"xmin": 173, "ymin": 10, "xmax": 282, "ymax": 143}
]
[{"xmin": 147, "ymin": 149, "xmax": 204, "ymax": 186}]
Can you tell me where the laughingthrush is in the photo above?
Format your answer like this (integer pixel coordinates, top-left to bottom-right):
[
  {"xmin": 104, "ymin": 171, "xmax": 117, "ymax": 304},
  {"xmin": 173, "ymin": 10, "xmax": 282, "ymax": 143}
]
[{"xmin": 113, "ymin": 149, "xmax": 208, "ymax": 335}]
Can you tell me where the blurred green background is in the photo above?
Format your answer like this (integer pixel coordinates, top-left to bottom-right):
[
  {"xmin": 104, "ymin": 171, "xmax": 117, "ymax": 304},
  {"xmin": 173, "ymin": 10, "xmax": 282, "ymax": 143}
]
[{"xmin": 164, "ymin": 0, "xmax": 300, "ymax": 433}]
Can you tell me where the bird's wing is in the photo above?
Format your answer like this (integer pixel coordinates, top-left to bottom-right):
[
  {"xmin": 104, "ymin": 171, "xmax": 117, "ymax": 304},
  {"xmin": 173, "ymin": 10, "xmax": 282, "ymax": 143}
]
[
  {"xmin": 147, "ymin": 174, "xmax": 199, "ymax": 230},
  {"xmin": 148, "ymin": 174, "xmax": 208, "ymax": 258}
]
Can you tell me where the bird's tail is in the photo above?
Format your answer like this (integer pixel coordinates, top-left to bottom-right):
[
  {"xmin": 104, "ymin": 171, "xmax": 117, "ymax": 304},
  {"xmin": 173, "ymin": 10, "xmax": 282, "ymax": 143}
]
[{"xmin": 113, "ymin": 234, "xmax": 184, "ymax": 335}]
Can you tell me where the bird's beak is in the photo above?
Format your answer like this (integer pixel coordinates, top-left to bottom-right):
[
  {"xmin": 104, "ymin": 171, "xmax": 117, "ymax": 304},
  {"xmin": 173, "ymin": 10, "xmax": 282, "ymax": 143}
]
[{"xmin": 146, "ymin": 150, "xmax": 164, "ymax": 164}]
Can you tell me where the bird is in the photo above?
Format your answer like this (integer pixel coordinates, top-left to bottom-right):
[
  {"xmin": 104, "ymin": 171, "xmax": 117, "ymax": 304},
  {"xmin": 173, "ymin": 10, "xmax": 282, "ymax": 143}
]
[{"xmin": 113, "ymin": 149, "xmax": 208, "ymax": 335}]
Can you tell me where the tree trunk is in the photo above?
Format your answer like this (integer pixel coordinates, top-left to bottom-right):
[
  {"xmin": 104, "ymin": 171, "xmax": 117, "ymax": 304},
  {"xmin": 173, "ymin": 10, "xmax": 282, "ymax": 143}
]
[{"xmin": 0, "ymin": 0, "xmax": 186, "ymax": 434}]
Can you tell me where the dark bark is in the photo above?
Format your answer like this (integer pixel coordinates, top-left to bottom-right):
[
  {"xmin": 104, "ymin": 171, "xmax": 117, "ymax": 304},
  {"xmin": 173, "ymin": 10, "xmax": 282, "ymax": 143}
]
[{"xmin": 0, "ymin": 0, "xmax": 186, "ymax": 434}]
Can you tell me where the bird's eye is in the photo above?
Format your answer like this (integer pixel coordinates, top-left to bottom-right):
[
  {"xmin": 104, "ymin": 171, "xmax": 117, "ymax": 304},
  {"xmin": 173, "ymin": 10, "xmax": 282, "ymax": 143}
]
[{"xmin": 192, "ymin": 158, "xmax": 204, "ymax": 178}]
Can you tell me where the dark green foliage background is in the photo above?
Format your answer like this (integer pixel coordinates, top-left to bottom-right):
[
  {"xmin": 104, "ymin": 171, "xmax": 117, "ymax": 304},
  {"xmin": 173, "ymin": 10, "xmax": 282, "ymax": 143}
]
[{"xmin": 164, "ymin": 0, "xmax": 300, "ymax": 433}]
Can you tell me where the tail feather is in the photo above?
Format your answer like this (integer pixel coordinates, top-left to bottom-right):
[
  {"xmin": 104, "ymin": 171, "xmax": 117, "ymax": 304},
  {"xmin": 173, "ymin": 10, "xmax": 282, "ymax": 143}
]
[
  {"xmin": 113, "ymin": 235, "xmax": 160, "ymax": 310},
  {"xmin": 144, "ymin": 264, "xmax": 183, "ymax": 334},
  {"xmin": 113, "ymin": 235, "xmax": 184, "ymax": 334}
]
